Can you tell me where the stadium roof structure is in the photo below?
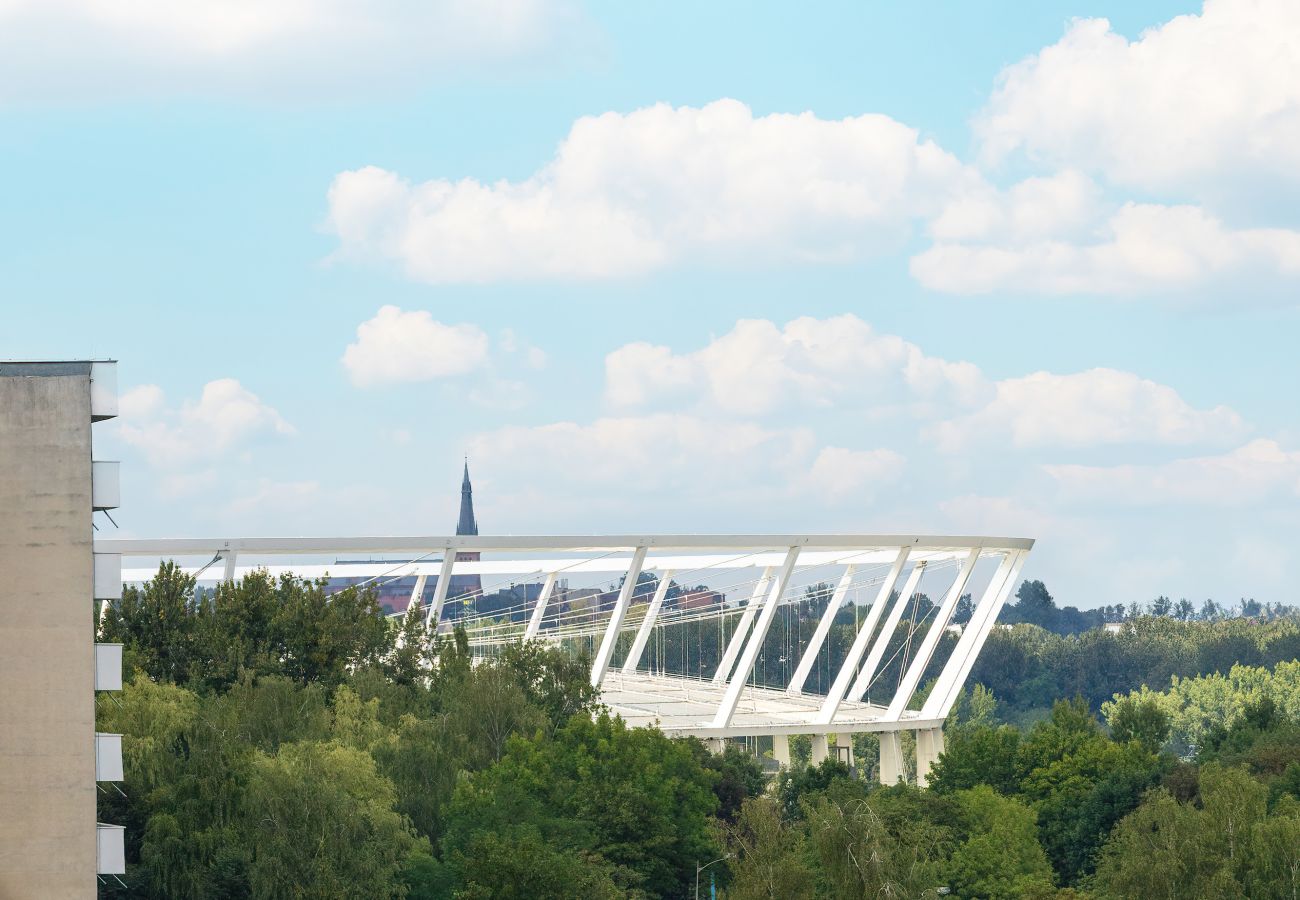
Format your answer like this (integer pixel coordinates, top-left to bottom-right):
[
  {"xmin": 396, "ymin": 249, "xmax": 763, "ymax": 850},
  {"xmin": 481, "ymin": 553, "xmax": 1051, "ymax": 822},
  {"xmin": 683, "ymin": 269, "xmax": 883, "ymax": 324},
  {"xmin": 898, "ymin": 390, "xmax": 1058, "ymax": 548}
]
[{"xmin": 97, "ymin": 533, "xmax": 1032, "ymax": 741}]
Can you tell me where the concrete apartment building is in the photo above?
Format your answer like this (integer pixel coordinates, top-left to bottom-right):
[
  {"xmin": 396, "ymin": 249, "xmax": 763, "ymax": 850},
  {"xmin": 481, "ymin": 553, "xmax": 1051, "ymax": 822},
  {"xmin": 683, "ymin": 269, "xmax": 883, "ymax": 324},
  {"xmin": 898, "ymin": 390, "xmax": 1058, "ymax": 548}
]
[{"xmin": 0, "ymin": 361, "xmax": 124, "ymax": 897}]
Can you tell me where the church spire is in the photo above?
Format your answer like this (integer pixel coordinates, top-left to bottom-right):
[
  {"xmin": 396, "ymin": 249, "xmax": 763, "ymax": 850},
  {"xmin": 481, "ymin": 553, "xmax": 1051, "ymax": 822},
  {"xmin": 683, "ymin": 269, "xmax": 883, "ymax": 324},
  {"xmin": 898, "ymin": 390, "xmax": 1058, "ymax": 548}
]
[{"xmin": 457, "ymin": 459, "xmax": 478, "ymax": 536}]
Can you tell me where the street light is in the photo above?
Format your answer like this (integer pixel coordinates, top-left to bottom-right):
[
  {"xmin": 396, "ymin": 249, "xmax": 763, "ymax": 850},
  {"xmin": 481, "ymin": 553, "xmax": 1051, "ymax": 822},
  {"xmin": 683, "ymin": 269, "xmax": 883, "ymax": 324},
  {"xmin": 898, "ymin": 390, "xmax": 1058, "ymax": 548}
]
[{"xmin": 695, "ymin": 853, "xmax": 732, "ymax": 900}]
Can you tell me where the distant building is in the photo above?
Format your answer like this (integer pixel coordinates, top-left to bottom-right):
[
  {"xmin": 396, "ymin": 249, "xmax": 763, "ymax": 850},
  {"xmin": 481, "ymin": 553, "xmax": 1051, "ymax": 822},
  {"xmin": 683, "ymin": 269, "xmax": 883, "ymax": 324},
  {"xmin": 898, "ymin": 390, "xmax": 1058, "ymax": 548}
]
[{"xmin": 678, "ymin": 589, "xmax": 725, "ymax": 611}]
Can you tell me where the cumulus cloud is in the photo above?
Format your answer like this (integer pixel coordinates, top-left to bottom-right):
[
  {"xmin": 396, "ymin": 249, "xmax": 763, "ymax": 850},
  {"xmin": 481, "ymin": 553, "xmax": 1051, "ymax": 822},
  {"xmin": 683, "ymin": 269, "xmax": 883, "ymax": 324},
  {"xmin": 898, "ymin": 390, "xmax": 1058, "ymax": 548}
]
[
  {"xmin": 1045, "ymin": 439, "xmax": 1300, "ymax": 506},
  {"xmin": 342, "ymin": 305, "xmax": 491, "ymax": 387},
  {"xmin": 0, "ymin": 0, "xmax": 583, "ymax": 101},
  {"xmin": 976, "ymin": 0, "xmax": 1300, "ymax": 194},
  {"xmin": 912, "ymin": 201, "xmax": 1300, "ymax": 297},
  {"xmin": 466, "ymin": 413, "xmax": 902, "ymax": 504},
  {"xmin": 931, "ymin": 368, "xmax": 1246, "ymax": 451},
  {"xmin": 325, "ymin": 100, "xmax": 979, "ymax": 282},
  {"xmin": 604, "ymin": 315, "xmax": 988, "ymax": 416},
  {"xmin": 117, "ymin": 378, "xmax": 294, "ymax": 467},
  {"xmin": 799, "ymin": 447, "xmax": 906, "ymax": 502}
]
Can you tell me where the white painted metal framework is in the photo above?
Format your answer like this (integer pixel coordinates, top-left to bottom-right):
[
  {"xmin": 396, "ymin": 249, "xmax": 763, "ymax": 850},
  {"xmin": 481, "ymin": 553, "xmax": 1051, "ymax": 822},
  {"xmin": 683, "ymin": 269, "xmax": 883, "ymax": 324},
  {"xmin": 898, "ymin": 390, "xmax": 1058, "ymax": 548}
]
[{"xmin": 99, "ymin": 534, "xmax": 1032, "ymax": 752}]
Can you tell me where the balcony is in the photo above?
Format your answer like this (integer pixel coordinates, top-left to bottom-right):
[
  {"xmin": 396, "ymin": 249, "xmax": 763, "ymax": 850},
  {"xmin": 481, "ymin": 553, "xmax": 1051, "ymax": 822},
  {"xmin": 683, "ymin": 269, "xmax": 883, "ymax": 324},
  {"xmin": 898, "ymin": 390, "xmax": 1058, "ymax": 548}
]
[
  {"xmin": 95, "ymin": 733, "xmax": 123, "ymax": 781},
  {"xmin": 92, "ymin": 461, "xmax": 120, "ymax": 511},
  {"xmin": 95, "ymin": 643, "xmax": 122, "ymax": 692},
  {"xmin": 96, "ymin": 824, "xmax": 125, "ymax": 875}
]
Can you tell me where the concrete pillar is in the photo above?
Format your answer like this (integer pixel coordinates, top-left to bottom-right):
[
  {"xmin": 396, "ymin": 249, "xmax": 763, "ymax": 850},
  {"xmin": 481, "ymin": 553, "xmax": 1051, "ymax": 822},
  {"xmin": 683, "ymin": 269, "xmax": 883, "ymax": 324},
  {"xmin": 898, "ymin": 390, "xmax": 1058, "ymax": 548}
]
[
  {"xmin": 772, "ymin": 734, "xmax": 791, "ymax": 768},
  {"xmin": 879, "ymin": 731, "xmax": 904, "ymax": 785},
  {"xmin": 706, "ymin": 737, "xmax": 726, "ymax": 754},
  {"xmin": 811, "ymin": 733, "xmax": 830, "ymax": 765},
  {"xmin": 831, "ymin": 733, "xmax": 854, "ymax": 768},
  {"xmin": 915, "ymin": 727, "xmax": 945, "ymax": 788}
]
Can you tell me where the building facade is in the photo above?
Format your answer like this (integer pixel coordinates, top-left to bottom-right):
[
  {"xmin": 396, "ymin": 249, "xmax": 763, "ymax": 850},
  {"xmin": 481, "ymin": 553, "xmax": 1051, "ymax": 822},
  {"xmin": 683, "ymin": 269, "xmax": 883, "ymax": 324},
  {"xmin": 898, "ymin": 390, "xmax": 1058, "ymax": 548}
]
[{"xmin": 0, "ymin": 361, "xmax": 124, "ymax": 897}]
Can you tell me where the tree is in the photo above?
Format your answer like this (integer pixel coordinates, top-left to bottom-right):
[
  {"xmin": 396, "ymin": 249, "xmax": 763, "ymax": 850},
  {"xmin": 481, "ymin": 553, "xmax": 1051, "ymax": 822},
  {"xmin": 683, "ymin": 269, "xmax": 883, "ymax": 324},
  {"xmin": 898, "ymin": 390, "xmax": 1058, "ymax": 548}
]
[
  {"xmin": 725, "ymin": 798, "xmax": 815, "ymax": 900},
  {"xmin": 243, "ymin": 741, "xmax": 424, "ymax": 899},
  {"xmin": 1010, "ymin": 580, "xmax": 1057, "ymax": 631},
  {"xmin": 1092, "ymin": 765, "xmax": 1278, "ymax": 898},
  {"xmin": 943, "ymin": 786, "xmax": 1053, "ymax": 900},
  {"xmin": 446, "ymin": 827, "xmax": 624, "ymax": 899},
  {"xmin": 804, "ymin": 789, "xmax": 954, "ymax": 898},
  {"xmin": 100, "ymin": 562, "xmax": 200, "ymax": 684},
  {"xmin": 928, "ymin": 725, "xmax": 1022, "ymax": 796},
  {"xmin": 441, "ymin": 713, "xmax": 721, "ymax": 898},
  {"xmin": 1107, "ymin": 695, "xmax": 1172, "ymax": 752},
  {"xmin": 696, "ymin": 742, "xmax": 766, "ymax": 824}
]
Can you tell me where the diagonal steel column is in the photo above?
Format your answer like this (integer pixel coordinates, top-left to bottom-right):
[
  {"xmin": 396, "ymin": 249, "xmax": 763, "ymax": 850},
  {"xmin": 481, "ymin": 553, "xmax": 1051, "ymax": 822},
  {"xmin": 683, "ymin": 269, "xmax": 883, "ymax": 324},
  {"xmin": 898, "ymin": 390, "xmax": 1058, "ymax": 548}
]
[
  {"xmin": 589, "ymin": 547, "xmax": 648, "ymax": 686},
  {"xmin": 848, "ymin": 560, "xmax": 928, "ymax": 702},
  {"xmin": 621, "ymin": 569, "xmax": 676, "ymax": 674},
  {"xmin": 817, "ymin": 549, "xmax": 910, "ymax": 723},
  {"xmin": 407, "ymin": 574, "xmax": 428, "ymax": 614},
  {"xmin": 787, "ymin": 564, "xmax": 857, "ymax": 694},
  {"xmin": 711, "ymin": 548, "xmax": 800, "ymax": 729},
  {"xmin": 921, "ymin": 550, "xmax": 1026, "ymax": 720},
  {"xmin": 712, "ymin": 567, "xmax": 773, "ymax": 684},
  {"xmin": 425, "ymin": 551, "xmax": 457, "ymax": 630},
  {"xmin": 884, "ymin": 548, "xmax": 980, "ymax": 720},
  {"xmin": 524, "ymin": 572, "xmax": 558, "ymax": 640}
]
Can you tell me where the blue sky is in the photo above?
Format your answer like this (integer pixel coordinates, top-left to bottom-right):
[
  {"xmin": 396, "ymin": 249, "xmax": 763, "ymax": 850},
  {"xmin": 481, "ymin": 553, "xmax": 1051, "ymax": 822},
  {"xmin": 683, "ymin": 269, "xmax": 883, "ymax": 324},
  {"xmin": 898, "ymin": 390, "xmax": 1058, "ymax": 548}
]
[{"xmin": 3, "ymin": 0, "xmax": 1298, "ymax": 608}]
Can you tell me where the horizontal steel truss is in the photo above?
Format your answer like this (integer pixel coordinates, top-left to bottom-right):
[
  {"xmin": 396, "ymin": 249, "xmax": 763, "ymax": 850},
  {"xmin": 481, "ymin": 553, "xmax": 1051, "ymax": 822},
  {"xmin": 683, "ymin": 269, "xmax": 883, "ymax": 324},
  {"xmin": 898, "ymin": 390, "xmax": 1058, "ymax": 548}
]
[{"xmin": 97, "ymin": 534, "xmax": 1032, "ymax": 739}]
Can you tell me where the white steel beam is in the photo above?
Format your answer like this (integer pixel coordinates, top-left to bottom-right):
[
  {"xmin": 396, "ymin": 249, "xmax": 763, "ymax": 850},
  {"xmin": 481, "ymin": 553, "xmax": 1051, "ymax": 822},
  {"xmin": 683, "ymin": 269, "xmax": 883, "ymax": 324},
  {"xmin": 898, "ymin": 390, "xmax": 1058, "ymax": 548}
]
[
  {"xmin": 407, "ymin": 574, "xmax": 428, "ymax": 613},
  {"xmin": 621, "ymin": 569, "xmax": 675, "ymax": 674},
  {"xmin": 711, "ymin": 548, "xmax": 800, "ymax": 729},
  {"xmin": 884, "ymin": 549, "xmax": 980, "ymax": 720},
  {"xmin": 589, "ymin": 547, "xmax": 648, "ymax": 686},
  {"xmin": 921, "ymin": 550, "xmax": 1026, "ymax": 720},
  {"xmin": 99, "ymin": 533, "xmax": 1036, "ymax": 556},
  {"xmin": 787, "ymin": 564, "xmax": 856, "ymax": 694},
  {"xmin": 817, "ymin": 549, "xmax": 910, "ymax": 723},
  {"xmin": 425, "ymin": 552, "xmax": 456, "ymax": 629},
  {"xmin": 524, "ymin": 572, "xmax": 558, "ymax": 640},
  {"xmin": 849, "ymin": 561, "xmax": 928, "ymax": 702},
  {"xmin": 712, "ymin": 568, "xmax": 773, "ymax": 685}
]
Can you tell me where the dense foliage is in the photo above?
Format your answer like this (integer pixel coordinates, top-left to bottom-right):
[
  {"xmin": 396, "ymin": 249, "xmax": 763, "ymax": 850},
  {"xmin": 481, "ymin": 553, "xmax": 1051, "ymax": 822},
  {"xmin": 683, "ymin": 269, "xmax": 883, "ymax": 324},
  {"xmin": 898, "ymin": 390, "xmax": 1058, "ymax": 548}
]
[
  {"xmin": 99, "ymin": 566, "xmax": 1300, "ymax": 897},
  {"xmin": 97, "ymin": 565, "xmax": 760, "ymax": 899}
]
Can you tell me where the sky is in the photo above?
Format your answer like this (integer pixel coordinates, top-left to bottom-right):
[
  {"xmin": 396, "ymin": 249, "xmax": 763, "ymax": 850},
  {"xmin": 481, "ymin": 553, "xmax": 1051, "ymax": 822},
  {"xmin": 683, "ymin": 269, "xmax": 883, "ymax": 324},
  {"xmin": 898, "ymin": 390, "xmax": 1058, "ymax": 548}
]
[{"xmin": 3, "ymin": 0, "xmax": 1298, "ymax": 609}]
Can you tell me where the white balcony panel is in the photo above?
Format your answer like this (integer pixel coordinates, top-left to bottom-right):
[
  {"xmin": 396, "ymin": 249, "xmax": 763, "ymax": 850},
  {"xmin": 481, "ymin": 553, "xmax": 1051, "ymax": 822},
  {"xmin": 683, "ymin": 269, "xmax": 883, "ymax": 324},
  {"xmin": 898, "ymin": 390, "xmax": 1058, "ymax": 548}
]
[
  {"xmin": 97, "ymin": 824, "xmax": 125, "ymax": 875},
  {"xmin": 94, "ymin": 552, "xmax": 122, "ymax": 600},
  {"xmin": 92, "ymin": 461, "xmax": 120, "ymax": 510},
  {"xmin": 96, "ymin": 733, "xmax": 123, "ymax": 781},
  {"xmin": 95, "ymin": 643, "xmax": 123, "ymax": 691},
  {"xmin": 90, "ymin": 361, "xmax": 118, "ymax": 421}
]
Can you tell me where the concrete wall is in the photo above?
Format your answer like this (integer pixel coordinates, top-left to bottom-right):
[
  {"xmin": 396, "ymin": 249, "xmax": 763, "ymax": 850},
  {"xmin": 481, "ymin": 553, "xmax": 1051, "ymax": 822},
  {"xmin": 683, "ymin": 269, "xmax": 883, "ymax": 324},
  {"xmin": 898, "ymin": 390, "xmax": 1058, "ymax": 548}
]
[{"xmin": 0, "ymin": 366, "xmax": 96, "ymax": 899}]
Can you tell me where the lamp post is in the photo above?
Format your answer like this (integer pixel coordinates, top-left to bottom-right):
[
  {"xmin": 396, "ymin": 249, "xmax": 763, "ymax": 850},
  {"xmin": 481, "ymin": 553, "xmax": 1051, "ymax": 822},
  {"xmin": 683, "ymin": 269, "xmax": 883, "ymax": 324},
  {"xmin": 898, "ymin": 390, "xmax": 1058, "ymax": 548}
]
[{"xmin": 695, "ymin": 854, "xmax": 731, "ymax": 899}]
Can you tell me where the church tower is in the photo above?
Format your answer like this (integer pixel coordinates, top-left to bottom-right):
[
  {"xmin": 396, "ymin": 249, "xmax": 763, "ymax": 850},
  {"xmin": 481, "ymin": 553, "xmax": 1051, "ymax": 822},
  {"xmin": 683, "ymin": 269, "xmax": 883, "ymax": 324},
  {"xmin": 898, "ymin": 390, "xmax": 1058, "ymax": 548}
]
[
  {"xmin": 457, "ymin": 460, "xmax": 478, "ymax": 537},
  {"xmin": 454, "ymin": 461, "xmax": 482, "ymax": 601}
]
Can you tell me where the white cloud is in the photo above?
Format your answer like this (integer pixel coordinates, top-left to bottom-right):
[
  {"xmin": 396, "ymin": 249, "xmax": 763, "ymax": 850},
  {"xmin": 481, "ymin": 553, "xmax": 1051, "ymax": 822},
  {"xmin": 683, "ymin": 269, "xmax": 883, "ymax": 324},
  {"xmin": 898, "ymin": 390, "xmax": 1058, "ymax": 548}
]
[
  {"xmin": 931, "ymin": 368, "xmax": 1246, "ymax": 451},
  {"xmin": 342, "ymin": 305, "xmax": 490, "ymax": 387},
  {"xmin": 466, "ymin": 413, "xmax": 902, "ymax": 505},
  {"xmin": 326, "ymin": 99, "xmax": 979, "ymax": 282},
  {"xmin": 118, "ymin": 384, "xmax": 165, "ymax": 419},
  {"xmin": 799, "ymin": 447, "xmax": 906, "ymax": 503},
  {"xmin": 927, "ymin": 169, "xmax": 1103, "ymax": 244},
  {"xmin": 1045, "ymin": 439, "xmax": 1300, "ymax": 507},
  {"xmin": 117, "ymin": 378, "xmax": 294, "ymax": 467},
  {"xmin": 976, "ymin": 1, "xmax": 1300, "ymax": 193},
  {"xmin": 913, "ymin": 202, "xmax": 1300, "ymax": 297},
  {"xmin": 604, "ymin": 315, "xmax": 988, "ymax": 417},
  {"xmin": 0, "ymin": 0, "xmax": 583, "ymax": 101}
]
